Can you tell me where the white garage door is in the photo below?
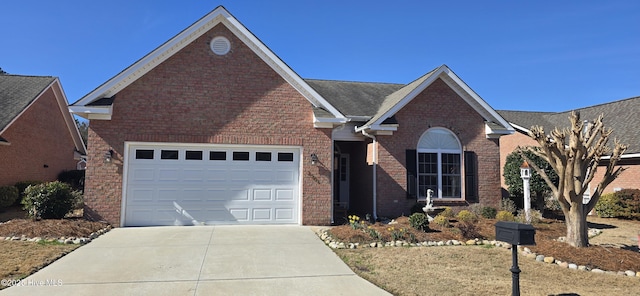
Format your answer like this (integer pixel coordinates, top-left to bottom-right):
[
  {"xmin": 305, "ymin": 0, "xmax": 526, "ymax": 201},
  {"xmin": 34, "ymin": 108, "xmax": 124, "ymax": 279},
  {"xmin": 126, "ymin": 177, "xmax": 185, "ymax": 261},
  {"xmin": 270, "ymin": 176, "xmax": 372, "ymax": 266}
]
[{"xmin": 123, "ymin": 143, "xmax": 300, "ymax": 226}]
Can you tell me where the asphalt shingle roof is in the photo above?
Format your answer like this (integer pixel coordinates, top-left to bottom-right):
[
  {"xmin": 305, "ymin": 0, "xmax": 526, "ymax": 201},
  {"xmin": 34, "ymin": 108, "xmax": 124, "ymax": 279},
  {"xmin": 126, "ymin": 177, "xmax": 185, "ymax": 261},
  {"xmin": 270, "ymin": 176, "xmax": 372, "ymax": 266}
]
[
  {"xmin": 305, "ymin": 79, "xmax": 403, "ymax": 118},
  {"xmin": 0, "ymin": 75, "xmax": 56, "ymax": 132},
  {"xmin": 498, "ymin": 96, "xmax": 640, "ymax": 154}
]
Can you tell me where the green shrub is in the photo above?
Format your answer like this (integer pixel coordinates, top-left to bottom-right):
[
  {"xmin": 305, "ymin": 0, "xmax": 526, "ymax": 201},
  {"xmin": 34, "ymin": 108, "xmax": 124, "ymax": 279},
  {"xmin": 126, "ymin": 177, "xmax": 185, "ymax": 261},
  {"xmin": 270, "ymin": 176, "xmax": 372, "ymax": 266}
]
[
  {"xmin": 0, "ymin": 186, "xmax": 19, "ymax": 208},
  {"xmin": 13, "ymin": 181, "xmax": 43, "ymax": 206},
  {"xmin": 439, "ymin": 207, "xmax": 454, "ymax": 218},
  {"xmin": 481, "ymin": 206, "xmax": 497, "ymax": 219},
  {"xmin": 595, "ymin": 193, "xmax": 624, "ymax": 218},
  {"xmin": 408, "ymin": 212, "xmax": 429, "ymax": 231},
  {"xmin": 22, "ymin": 181, "xmax": 75, "ymax": 219},
  {"xmin": 616, "ymin": 189, "xmax": 640, "ymax": 220},
  {"xmin": 433, "ymin": 215, "xmax": 450, "ymax": 227},
  {"xmin": 456, "ymin": 210, "xmax": 478, "ymax": 223},
  {"xmin": 496, "ymin": 210, "xmax": 515, "ymax": 221}
]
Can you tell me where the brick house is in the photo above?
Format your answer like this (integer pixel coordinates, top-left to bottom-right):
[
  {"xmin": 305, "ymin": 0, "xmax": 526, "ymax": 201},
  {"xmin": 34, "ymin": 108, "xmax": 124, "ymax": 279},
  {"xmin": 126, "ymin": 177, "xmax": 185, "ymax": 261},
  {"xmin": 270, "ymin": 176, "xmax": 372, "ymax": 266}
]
[
  {"xmin": 70, "ymin": 6, "xmax": 513, "ymax": 227},
  {"xmin": 498, "ymin": 96, "xmax": 640, "ymax": 200},
  {"xmin": 0, "ymin": 74, "xmax": 86, "ymax": 186}
]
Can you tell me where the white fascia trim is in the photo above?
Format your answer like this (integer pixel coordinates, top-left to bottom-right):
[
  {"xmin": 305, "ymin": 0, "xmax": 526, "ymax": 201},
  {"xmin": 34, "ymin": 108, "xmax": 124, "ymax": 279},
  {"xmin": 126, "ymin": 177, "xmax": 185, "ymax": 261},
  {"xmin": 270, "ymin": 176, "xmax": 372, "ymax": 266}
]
[
  {"xmin": 69, "ymin": 105, "xmax": 113, "ymax": 120},
  {"xmin": 313, "ymin": 113, "xmax": 347, "ymax": 128},
  {"xmin": 602, "ymin": 153, "xmax": 640, "ymax": 160},
  {"xmin": 485, "ymin": 123, "xmax": 514, "ymax": 138},
  {"xmin": 369, "ymin": 124, "xmax": 398, "ymax": 131},
  {"xmin": 441, "ymin": 68, "xmax": 514, "ymax": 133},
  {"xmin": 73, "ymin": 7, "xmax": 345, "ymax": 120},
  {"xmin": 509, "ymin": 122, "xmax": 531, "ymax": 133}
]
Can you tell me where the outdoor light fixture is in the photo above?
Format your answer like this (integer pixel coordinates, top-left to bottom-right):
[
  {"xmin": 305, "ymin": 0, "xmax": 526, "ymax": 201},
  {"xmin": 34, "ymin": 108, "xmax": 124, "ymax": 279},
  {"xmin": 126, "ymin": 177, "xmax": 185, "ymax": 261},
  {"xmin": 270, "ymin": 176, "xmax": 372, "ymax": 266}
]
[
  {"xmin": 310, "ymin": 153, "xmax": 318, "ymax": 165},
  {"xmin": 104, "ymin": 149, "xmax": 114, "ymax": 163}
]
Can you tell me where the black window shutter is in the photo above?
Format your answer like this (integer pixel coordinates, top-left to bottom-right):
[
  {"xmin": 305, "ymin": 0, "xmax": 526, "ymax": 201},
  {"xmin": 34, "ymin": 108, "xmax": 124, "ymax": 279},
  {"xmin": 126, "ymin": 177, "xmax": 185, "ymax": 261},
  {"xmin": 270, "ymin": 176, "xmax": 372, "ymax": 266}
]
[
  {"xmin": 464, "ymin": 151, "xmax": 478, "ymax": 202},
  {"xmin": 406, "ymin": 149, "xmax": 417, "ymax": 199}
]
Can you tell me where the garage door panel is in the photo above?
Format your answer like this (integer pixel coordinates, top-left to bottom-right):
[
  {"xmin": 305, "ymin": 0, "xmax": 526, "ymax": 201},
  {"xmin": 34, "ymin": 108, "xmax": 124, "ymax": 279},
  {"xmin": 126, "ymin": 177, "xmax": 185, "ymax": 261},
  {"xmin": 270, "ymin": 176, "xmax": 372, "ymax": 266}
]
[
  {"xmin": 253, "ymin": 208, "xmax": 272, "ymax": 221},
  {"xmin": 275, "ymin": 189, "xmax": 294, "ymax": 201},
  {"xmin": 131, "ymin": 168, "xmax": 155, "ymax": 181},
  {"xmin": 275, "ymin": 208, "xmax": 294, "ymax": 221},
  {"xmin": 253, "ymin": 170, "xmax": 273, "ymax": 182},
  {"xmin": 125, "ymin": 144, "xmax": 299, "ymax": 226},
  {"xmin": 275, "ymin": 170, "xmax": 295, "ymax": 182},
  {"xmin": 183, "ymin": 189, "xmax": 206, "ymax": 202},
  {"xmin": 158, "ymin": 169, "xmax": 180, "ymax": 181},
  {"xmin": 253, "ymin": 189, "xmax": 272, "ymax": 201},
  {"xmin": 206, "ymin": 169, "xmax": 227, "ymax": 181},
  {"xmin": 158, "ymin": 189, "xmax": 180, "ymax": 201},
  {"xmin": 229, "ymin": 208, "xmax": 249, "ymax": 221},
  {"xmin": 205, "ymin": 189, "xmax": 230, "ymax": 201},
  {"xmin": 183, "ymin": 169, "xmax": 205, "ymax": 181},
  {"xmin": 130, "ymin": 189, "xmax": 154, "ymax": 202}
]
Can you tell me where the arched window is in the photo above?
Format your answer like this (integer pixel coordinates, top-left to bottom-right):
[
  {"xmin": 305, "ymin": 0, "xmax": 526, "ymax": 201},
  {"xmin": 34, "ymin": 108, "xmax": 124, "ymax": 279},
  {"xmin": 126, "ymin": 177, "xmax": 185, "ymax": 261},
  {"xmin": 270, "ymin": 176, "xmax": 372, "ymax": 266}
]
[{"xmin": 417, "ymin": 128, "xmax": 462, "ymax": 198}]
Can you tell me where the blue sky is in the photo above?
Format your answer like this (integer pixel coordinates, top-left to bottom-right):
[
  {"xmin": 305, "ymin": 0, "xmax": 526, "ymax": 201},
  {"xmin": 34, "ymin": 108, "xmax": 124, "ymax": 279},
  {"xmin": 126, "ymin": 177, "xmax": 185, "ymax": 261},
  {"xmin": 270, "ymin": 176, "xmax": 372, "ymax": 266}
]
[{"xmin": 2, "ymin": 0, "xmax": 639, "ymax": 112}]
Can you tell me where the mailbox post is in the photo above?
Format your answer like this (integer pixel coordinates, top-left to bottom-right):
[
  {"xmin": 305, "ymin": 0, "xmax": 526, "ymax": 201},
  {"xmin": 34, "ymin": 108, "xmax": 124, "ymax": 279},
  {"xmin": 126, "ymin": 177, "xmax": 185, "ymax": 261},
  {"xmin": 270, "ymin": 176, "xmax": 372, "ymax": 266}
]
[{"xmin": 495, "ymin": 221, "xmax": 536, "ymax": 296}]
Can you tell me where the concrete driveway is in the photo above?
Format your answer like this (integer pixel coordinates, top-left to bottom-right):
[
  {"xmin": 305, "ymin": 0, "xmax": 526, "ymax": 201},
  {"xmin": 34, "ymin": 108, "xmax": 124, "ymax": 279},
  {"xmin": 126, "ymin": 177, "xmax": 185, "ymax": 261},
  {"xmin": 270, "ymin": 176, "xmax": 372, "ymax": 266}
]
[{"xmin": 1, "ymin": 226, "xmax": 390, "ymax": 296}]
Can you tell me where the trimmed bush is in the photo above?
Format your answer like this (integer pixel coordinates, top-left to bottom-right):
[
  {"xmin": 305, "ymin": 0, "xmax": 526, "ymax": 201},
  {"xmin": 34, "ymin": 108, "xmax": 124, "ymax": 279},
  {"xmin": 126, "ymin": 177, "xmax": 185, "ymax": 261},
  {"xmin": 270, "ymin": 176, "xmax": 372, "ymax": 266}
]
[
  {"xmin": 595, "ymin": 189, "xmax": 640, "ymax": 220},
  {"xmin": 0, "ymin": 186, "xmax": 19, "ymax": 208},
  {"xmin": 481, "ymin": 206, "xmax": 497, "ymax": 219},
  {"xmin": 496, "ymin": 210, "xmax": 516, "ymax": 221},
  {"xmin": 439, "ymin": 207, "xmax": 454, "ymax": 218},
  {"xmin": 22, "ymin": 181, "xmax": 75, "ymax": 219},
  {"xmin": 13, "ymin": 181, "xmax": 43, "ymax": 206},
  {"xmin": 595, "ymin": 193, "xmax": 624, "ymax": 218},
  {"xmin": 409, "ymin": 212, "xmax": 429, "ymax": 231},
  {"xmin": 456, "ymin": 210, "xmax": 478, "ymax": 223},
  {"xmin": 617, "ymin": 189, "xmax": 640, "ymax": 220},
  {"xmin": 433, "ymin": 215, "xmax": 449, "ymax": 227}
]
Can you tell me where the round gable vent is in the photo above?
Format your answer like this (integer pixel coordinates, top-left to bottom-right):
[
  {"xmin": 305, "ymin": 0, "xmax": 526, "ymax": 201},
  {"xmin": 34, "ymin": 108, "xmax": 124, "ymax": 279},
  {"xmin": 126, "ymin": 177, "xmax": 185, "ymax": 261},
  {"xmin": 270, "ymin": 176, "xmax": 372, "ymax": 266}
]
[{"xmin": 210, "ymin": 36, "xmax": 230, "ymax": 55}]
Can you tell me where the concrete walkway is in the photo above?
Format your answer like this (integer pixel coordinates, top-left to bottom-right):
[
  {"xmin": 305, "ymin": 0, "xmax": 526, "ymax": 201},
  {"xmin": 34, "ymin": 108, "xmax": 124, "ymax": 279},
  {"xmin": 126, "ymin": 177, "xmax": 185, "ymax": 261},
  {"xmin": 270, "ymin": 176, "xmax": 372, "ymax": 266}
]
[{"xmin": 1, "ymin": 225, "xmax": 390, "ymax": 296}]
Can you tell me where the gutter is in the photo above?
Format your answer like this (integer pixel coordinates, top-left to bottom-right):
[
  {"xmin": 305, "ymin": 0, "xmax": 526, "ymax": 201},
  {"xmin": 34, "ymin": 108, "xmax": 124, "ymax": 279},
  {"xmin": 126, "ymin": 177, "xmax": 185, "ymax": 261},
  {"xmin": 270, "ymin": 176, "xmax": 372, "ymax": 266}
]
[{"xmin": 358, "ymin": 127, "xmax": 378, "ymax": 221}]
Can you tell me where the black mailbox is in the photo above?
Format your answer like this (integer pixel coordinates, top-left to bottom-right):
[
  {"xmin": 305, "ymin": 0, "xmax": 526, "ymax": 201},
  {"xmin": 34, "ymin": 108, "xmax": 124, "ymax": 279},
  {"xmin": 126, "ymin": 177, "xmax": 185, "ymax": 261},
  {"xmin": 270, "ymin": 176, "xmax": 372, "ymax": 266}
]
[{"xmin": 495, "ymin": 221, "xmax": 535, "ymax": 246}]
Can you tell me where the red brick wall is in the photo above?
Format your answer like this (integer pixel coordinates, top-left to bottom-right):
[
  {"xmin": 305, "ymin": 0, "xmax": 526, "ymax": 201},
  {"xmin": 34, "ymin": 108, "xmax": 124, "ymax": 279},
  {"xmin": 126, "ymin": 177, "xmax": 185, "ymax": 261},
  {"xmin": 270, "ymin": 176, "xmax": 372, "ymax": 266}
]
[
  {"xmin": 84, "ymin": 24, "xmax": 332, "ymax": 226},
  {"xmin": 0, "ymin": 85, "xmax": 79, "ymax": 186},
  {"xmin": 499, "ymin": 131, "xmax": 640, "ymax": 197},
  {"xmin": 375, "ymin": 78, "xmax": 502, "ymax": 218}
]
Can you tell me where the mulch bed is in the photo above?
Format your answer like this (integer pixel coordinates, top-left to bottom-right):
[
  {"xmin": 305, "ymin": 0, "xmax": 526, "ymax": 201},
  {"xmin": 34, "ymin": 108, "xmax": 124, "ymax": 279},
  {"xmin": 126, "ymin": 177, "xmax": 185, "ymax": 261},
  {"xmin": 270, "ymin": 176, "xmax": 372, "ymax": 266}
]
[
  {"xmin": 0, "ymin": 219, "xmax": 109, "ymax": 239},
  {"xmin": 329, "ymin": 216, "xmax": 640, "ymax": 272}
]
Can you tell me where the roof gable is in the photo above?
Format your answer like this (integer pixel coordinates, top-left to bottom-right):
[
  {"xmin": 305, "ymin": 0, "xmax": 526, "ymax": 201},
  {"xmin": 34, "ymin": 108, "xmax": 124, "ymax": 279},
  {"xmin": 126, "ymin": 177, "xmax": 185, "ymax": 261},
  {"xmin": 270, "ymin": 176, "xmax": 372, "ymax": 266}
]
[
  {"xmin": 70, "ymin": 6, "xmax": 345, "ymax": 121},
  {"xmin": 0, "ymin": 75, "xmax": 86, "ymax": 154},
  {"xmin": 356, "ymin": 65, "xmax": 514, "ymax": 138},
  {"xmin": 0, "ymin": 75, "xmax": 56, "ymax": 132}
]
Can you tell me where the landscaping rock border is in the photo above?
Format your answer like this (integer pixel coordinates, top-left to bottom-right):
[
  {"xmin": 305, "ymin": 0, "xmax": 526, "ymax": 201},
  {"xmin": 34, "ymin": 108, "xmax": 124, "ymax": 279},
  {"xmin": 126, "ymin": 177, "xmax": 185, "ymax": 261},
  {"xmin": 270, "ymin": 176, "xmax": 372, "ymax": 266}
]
[
  {"xmin": 316, "ymin": 228, "xmax": 640, "ymax": 279},
  {"xmin": 0, "ymin": 225, "xmax": 112, "ymax": 245}
]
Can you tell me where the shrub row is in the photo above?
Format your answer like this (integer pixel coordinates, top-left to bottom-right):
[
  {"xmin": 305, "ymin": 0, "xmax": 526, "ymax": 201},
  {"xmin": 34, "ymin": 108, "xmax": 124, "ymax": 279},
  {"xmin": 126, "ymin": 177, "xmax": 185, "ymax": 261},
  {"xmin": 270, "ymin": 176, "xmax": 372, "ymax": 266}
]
[{"xmin": 595, "ymin": 189, "xmax": 640, "ymax": 220}]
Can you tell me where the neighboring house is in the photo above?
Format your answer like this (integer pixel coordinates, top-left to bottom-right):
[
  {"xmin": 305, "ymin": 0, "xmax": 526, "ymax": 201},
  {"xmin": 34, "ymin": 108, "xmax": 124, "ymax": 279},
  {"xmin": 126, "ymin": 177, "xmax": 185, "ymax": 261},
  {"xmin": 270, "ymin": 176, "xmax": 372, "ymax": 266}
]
[
  {"xmin": 70, "ymin": 6, "xmax": 513, "ymax": 227},
  {"xmin": 498, "ymin": 96, "xmax": 640, "ymax": 200},
  {"xmin": 0, "ymin": 74, "xmax": 86, "ymax": 186}
]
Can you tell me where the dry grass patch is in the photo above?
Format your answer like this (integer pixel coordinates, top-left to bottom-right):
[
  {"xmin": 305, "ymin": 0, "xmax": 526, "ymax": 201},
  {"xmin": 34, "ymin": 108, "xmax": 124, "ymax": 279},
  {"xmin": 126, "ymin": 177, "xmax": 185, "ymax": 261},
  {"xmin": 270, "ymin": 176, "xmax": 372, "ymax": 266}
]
[
  {"xmin": 0, "ymin": 240, "xmax": 78, "ymax": 290},
  {"xmin": 336, "ymin": 246, "xmax": 640, "ymax": 296}
]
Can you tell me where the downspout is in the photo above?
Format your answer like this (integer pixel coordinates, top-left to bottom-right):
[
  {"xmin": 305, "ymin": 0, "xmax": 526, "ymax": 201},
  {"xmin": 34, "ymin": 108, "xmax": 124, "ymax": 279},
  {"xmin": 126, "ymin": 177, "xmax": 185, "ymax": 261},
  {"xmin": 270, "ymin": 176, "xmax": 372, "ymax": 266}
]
[{"xmin": 359, "ymin": 128, "xmax": 378, "ymax": 221}]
